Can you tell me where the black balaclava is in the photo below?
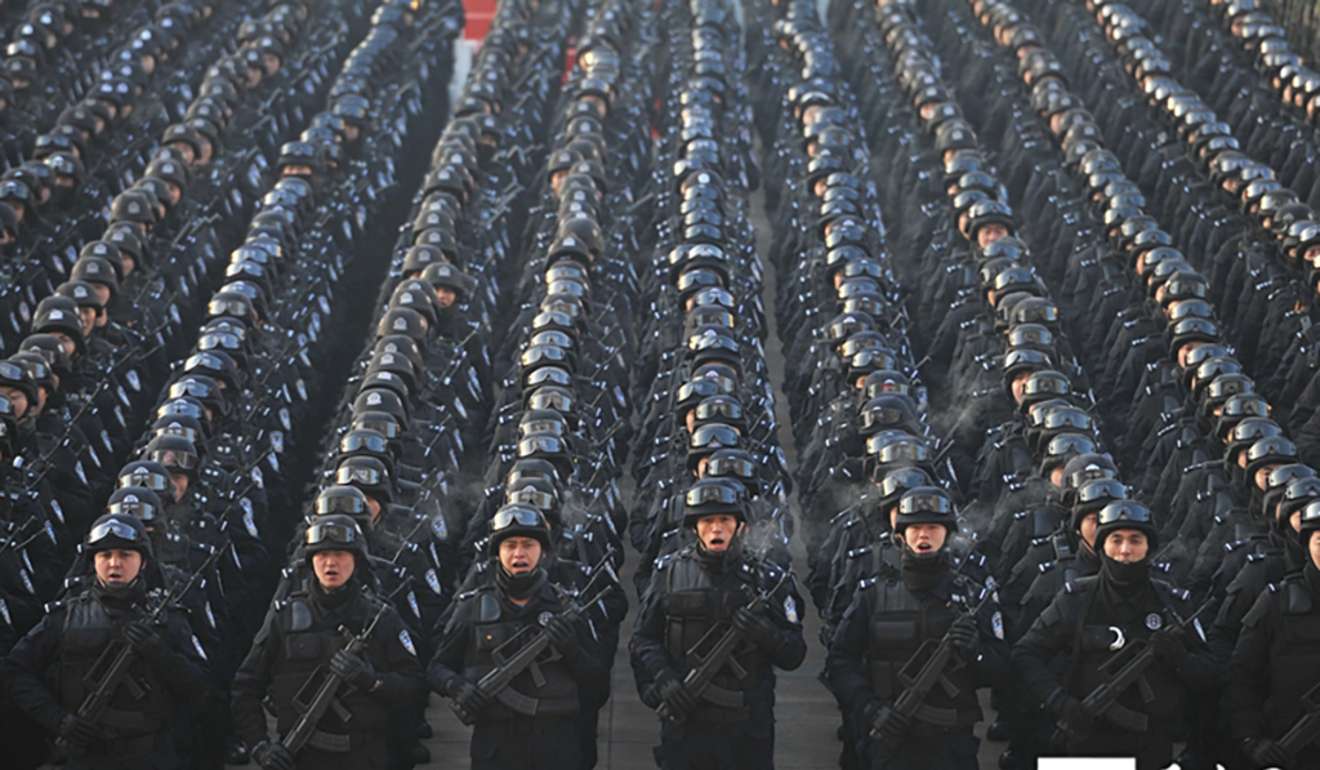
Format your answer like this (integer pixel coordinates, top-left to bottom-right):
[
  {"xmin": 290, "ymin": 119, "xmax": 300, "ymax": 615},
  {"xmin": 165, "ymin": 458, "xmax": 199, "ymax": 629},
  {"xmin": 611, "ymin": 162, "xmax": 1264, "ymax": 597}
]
[
  {"xmin": 900, "ymin": 535, "xmax": 947, "ymax": 593},
  {"xmin": 496, "ymin": 559, "xmax": 547, "ymax": 599}
]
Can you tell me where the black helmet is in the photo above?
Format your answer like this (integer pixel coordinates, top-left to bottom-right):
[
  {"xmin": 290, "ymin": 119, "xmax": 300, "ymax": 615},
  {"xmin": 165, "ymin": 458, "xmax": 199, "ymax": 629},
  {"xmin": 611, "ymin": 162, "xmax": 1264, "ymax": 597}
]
[
  {"xmin": 315, "ymin": 485, "xmax": 371, "ymax": 521},
  {"xmin": 877, "ymin": 466, "xmax": 934, "ymax": 512},
  {"xmin": 0, "ymin": 358, "xmax": 38, "ymax": 407},
  {"xmin": 489, "ymin": 504, "xmax": 552, "ymax": 554},
  {"xmin": 704, "ymin": 449, "xmax": 759, "ymax": 485},
  {"xmin": 1071, "ymin": 479, "xmax": 1128, "ymax": 531},
  {"xmin": 1095, "ymin": 500, "xmax": 1158, "ymax": 552},
  {"xmin": 1245, "ymin": 436, "xmax": 1298, "ymax": 482},
  {"xmin": 117, "ymin": 460, "xmax": 172, "ymax": 494},
  {"xmin": 1297, "ymin": 500, "xmax": 1320, "ymax": 549},
  {"xmin": 335, "ymin": 456, "xmax": 393, "ymax": 505},
  {"xmin": 85, "ymin": 513, "xmax": 152, "ymax": 557},
  {"xmin": 107, "ymin": 486, "xmax": 164, "ymax": 523},
  {"xmin": 682, "ymin": 478, "xmax": 746, "ymax": 527},
  {"xmin": 894, "ymin": 486, "xmax": 957, "ymax": 535},
  {"xmin": 304, "ymin": 514, "xmax": 369, "ymax": 564},
  {"xmin": 144, "ymin": 434, "xmax": 199, "ymax": 479},
  {"xmin": 858, "ymin": 394, "xmax": 921, "ymax": 436}
]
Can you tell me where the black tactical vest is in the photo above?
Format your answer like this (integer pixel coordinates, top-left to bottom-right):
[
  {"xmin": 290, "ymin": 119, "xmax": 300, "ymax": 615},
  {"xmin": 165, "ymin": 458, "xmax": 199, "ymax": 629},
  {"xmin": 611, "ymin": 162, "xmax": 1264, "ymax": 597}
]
[
  {"xmin": 55, "ymin": 593, "xmax": 169, "ymax": 739},
  {"xmin": 862, "ymin": 575, "xmax": 983, "ymax": 728},
  {"xmin": 1265, "ymin": 576, "xmax": 1320, "ymax": 728},
  {"xmin": 463, "ymin": 586, "xmax": 580, "ymax": 717},
  {"xmin": 1068, "ymin": 577, "xmax": 1191, "ymax": 728},
  {"xmin": 662, "ymin": 555, "xmax": 769, "ymax": 709},
  {"xmin": 267, "ymin": 591, "xmax": 391, "ymax": 750}
]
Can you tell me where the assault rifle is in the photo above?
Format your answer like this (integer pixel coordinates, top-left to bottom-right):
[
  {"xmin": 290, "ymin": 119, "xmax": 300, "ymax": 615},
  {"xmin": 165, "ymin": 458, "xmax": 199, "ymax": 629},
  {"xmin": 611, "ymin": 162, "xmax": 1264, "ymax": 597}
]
[
  {"xmin": 1277, "ymin": 681, "xmax": 1320, "ymax": 759},
  {"xmin": 870, "ymin": 588, "xmax": 992, "ymax": 740},
  {"xmin": 59, "ymin": 544, "xmax": 223, "ymax": 749},
  {"xmin": 451, "ymin": 568, "xmax": 614, "ymax": 725},
  {"xmin": 279, "ymin": 596, "xmax": 395, "ymax": 756},
  {"xmin": 1051, "ymin": 599, "xmax": 1211, "ymax": 746},
  {"xmin": 658, "ymin": 570, "xmax": 790, "ymax": 724}
]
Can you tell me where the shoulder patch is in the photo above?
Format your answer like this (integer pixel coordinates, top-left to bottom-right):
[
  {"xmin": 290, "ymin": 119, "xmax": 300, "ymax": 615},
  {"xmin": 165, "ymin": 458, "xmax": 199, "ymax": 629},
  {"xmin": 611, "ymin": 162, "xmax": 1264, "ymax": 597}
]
[{"xmin": 783, "ymin": 595, "xmax": 799, "ymax": 624}]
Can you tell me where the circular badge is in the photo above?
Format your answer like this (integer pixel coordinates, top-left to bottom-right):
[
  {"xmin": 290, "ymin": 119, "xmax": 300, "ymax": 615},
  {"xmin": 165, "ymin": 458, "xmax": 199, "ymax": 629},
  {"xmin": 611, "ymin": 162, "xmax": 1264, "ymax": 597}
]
[
  {"xmin": 1145, "ymin": 613, "xmax": 1163, "ymax": 631},
  {"xmin": 538, "ymin": 611, "xmax": 554, "ymax": 627}
]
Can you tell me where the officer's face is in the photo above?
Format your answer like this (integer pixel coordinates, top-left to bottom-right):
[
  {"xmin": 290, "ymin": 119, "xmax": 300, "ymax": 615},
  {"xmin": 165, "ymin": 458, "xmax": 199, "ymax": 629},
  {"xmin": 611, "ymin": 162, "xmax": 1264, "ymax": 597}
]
[
  {"xmin": 499, "ymin": 536, "xmax": 543, "ymax": 574},
  {"xmin": 695, "ymin": 456, "xmax": 711, "ymax": 478},
  {"xmin": 1102, "ymin": 529, "xmax": 1148, "ymax": 563},
  {"xmin": 977, "ymin": 224, "xmax": 1008, "ymax": 248},
  {"xmin": 1010, "ymin": 372, "xmax": 1030, "ymax": 404},
  {"xmin": 54, "ymin": 333, "xmax": 76, "ymax": 358},
  {"xmin": 1310, "ymin": 532, "xmax": 1320, "ymax": 570},
  {"xmin": 435, "ymin": 288, "xmax": 457, "ymax": 308},
  {"xmin": 94, "ymin": 549, "xmax": 142, "ymax": 587},
  {"xmin": 900, "ymin": 523, "xmax": 947, "ymax": 555},
  {"xmin": 1291, "ymin": 510, "xmax": 1303, "ymax": 534},
  {"xmin": 168, "ymin": 471, "xmax": 188, "ymax": 502},
  {"xmin": 312, "ymin": 550, "xmax": 356, "ymax": 589},
  {"xmin": 1078, "ymin": 512, "xmax": 1098, "ymax": 549},
  {"xmin": 696, "ymin": 514, "xmax": 741, "ymax": 552},
  {"xmin": 365, "ymin": 496, "xmax": 382, "ymax": 524},
  {"xmin": 0, "ymin": 386, "xmax": 27, "ymax": 418},
  {"xmin": 78, "ymin": 307, "xmax": 96, "ymax": 336},
  {"xmin": 1255, "ymin": 465, "xmax": 1283, "ymax": 492},
  {"xmin": 89, "ymin": 283, "xmax": 112, "ymax": 307},
  {"xmin": 1049, "ymin": 465, "xmax": 1066, "ymax": 488}
]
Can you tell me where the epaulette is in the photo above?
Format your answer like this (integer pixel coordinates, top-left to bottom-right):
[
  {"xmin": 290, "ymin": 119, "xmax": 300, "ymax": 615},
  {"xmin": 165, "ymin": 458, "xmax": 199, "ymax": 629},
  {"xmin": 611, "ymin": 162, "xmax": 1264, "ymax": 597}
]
[
  {"xmin": 1064, "ymin": 575, "xmax": 1099, "ymax": 595},
  {"xmin": 652, "ymin": 554, "xmax": 681, "ymax": 573}
]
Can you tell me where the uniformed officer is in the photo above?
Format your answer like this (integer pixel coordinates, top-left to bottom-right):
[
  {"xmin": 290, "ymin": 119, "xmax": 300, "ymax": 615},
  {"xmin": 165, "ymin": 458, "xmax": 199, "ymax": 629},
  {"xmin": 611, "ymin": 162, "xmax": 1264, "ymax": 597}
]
[
  {"xmin": 825, "ymin": 486, "xmax": 1010, "ymax": 770},
  {"xmin": 630, "ymin": 482, "xmax": 807, "ymax": 770},
  {"xmin": 1227, "ymin": 501, "xmax": 1320, "ymax": 769},
  {"xmin": 3, "ymin": 513, "xmax": 210, "ymax": 770},
  {"xmin": 429, "ymin": 506, "xmax": 604, "ymax": 770},
  {"xmin": 1013, "ymin": 500, "xmax": 1218, "ymax": 768},
  {"xmin": 231, "ymin": 515, "xmax": 425, "ymax": 770}
]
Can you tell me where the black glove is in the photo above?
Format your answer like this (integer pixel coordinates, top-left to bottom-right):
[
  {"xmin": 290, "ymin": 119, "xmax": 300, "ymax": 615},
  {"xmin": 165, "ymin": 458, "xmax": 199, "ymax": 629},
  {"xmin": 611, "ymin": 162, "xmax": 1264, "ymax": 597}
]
[
  {"xmin": 543, "ymin": 615, "xmax": 578, "ymax": 656},
  {"xmin": 656, "ymin": 672, "xmax": 699, "ymax": 719},
  {"xmin": 947, "ymin": 615, "xmax": 979, "ymax": 656},
  {"xmin": 1245, "ymin": 737, "xmax": 1291, "ymax": 768},
  {"xmin": 330, "ymin": 649, "xmax": 377, "ymax": 691},
  {"xmin": 58, "ymin": 713, "xmax": 99, "ymax": 747},
  {"xmin": 732, "ymin": 606, "xmax": 778, "ymax": 649},
  {"xmin": 124, "ymin": 620, "xmax": 164, "ymax": 656},
  {"xmin": 251, "ymin": 740, "xmax": 294, "ymax": 770},
  {"xmin": 1149, "ymin": 627, "xmax": 1187, "ymax": 665},
  {"xmin": 1055, "ymin": 697, "xmax": 1096, "ymax": 745},
  {"xmin": 451, "ymin": 679, "xmax": 490, "ymax": 725},
  {"xmin": 866, "ymin": 702, "xmax": 910, "ymax": 747}
]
